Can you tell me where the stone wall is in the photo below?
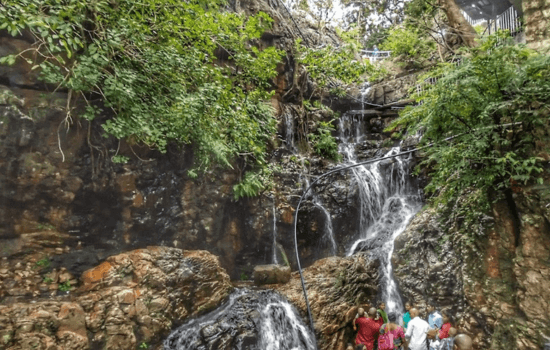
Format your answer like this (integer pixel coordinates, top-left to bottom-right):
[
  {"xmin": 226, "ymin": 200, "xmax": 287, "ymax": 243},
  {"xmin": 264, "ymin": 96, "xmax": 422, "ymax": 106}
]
[{"xmin": 523, "ymin": 0, "xmax": 550, "ymax": 50}]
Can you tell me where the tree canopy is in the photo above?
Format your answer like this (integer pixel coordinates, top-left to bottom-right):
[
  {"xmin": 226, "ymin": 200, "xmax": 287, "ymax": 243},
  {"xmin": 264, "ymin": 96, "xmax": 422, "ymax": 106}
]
[{"xmin": 388, "ymin": 35, "xmax": 550, "ymax": 217}]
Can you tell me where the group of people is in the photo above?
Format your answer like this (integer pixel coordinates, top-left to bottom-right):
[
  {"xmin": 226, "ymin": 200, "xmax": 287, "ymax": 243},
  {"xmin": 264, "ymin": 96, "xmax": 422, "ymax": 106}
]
[{"xmin": 349, "ymin": 301, "xmax": 473, "ymax": 350}]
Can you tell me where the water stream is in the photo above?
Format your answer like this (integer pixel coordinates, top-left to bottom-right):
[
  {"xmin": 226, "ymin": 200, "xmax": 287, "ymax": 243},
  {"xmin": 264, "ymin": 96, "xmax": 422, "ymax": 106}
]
[
  {"xmin": 302, "ymin": 176, "xmax": 337, "ymax": 256},
  {"xmin": 284, "ymin": 108, "xmax": 296, "ymax": 152},
  {"xmin": 339, "ymin": 113, "xmax": 421, "ymax": 324},
  {"xmin": 272, "ymin": 204, "xmax": 279, "ymax": 264},
  {"xmin": 164, "ymin": 289, "xmax": 316, "ymax": 350}
]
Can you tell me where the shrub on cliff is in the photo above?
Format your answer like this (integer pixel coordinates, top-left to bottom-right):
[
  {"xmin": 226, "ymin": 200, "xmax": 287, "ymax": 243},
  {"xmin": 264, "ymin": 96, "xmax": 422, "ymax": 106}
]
[
  {"xmin": 0, "ymin": 0, "xmax": 283, "ymax": 185},
  {"xmin": 380, "ymin": 24, "xmax": 436, "ymax": 67},
  {"xmin": 388, "ymin": 34, "xmax": 550, "ymax": 221}
]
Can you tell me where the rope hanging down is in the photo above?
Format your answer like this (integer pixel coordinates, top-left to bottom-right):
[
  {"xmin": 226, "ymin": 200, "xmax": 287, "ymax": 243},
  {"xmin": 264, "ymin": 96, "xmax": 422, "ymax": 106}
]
[{"xmin": 292, "ymin": 122, "xmax": 522, "ymax": 343}]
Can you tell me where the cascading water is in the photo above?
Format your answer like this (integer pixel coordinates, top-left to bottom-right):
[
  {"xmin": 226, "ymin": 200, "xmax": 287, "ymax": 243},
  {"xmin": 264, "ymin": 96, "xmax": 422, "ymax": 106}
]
[
  {"xmin": 284, "ymin": 108, "xmax": 296, "ymax": 152},
  {"xmin": 339, "ymin": 113, "xmax": 422, "ymax": 324},
  {"xmin": 164, "ymin": 289, "xmax": 316, "ymax": 350},
  {"xmin": 272, "ymin": 204, "xmax": 279, "ymax": 264},
  {"xmin": 302, "ymin": 176, "xmax": 337, "ymax": 256}
]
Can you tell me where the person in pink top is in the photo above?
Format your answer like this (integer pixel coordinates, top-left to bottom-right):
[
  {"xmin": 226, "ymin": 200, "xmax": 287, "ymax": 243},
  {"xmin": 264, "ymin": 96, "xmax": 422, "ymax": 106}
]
[
  {"xmin": 353, "ymin": 308, "xmax": 382, "ymax": 350},
  {"xmin": 378, "ymin": 321, "xmax": 406, "ymax": 349}
]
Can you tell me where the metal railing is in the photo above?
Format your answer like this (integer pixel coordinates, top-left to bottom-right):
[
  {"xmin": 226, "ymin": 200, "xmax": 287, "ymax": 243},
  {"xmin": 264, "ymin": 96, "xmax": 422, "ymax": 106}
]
[
  {"xmin": 461, "ymin": 10, "xmax": 486, "ymax": 27},
  {"xmin": 462, "ymin": 5, "xmax": 523, "ymax": 38},
  {"xmin": 361, "ymin": 50, "xmax": 392, "ymax": 63},
  {"xmin": 489, "ymin": 6, "xmax": 522, "ymax": 37},
  {"xmin": 414, "ymin": 6, "xmax": 523, "ymax": 101}
]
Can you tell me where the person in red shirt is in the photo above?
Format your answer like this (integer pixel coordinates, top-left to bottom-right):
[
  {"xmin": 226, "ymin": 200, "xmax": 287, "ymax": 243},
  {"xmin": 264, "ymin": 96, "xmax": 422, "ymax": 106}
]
[
  {"xmin": 353, "ymin": 307, "xmax": 382, "ymax": 350},
  {"xmin": 438, "ymin": 311, "xmax": 453, "ymax": 339}
]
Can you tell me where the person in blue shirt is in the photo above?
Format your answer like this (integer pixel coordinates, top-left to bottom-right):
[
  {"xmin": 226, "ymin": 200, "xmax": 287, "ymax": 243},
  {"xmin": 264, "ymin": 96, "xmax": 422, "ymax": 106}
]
[
  {"xmin": 427, "ymin": 303, "xmax": 443, "ymax": 329},
  {"xmin": 427, "ymin": 303, "xmax": 443, "ymax": 350}
]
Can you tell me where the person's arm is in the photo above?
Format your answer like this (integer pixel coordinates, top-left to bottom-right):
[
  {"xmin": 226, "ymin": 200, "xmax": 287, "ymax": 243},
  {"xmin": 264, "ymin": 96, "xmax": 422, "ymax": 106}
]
[
  {"xmin": 399, "ymin": 327, "xmax": 406, "ymax": 342},
  {"xmin": 353, "ymin": 318, "xmax": 357, "ymax": 331}
]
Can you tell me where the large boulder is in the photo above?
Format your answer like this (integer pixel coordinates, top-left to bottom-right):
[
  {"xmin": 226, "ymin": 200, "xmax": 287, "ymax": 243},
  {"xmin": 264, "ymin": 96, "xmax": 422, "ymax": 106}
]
[
  {"xmin": 275, "ymin": 254, "xmax": 380, "ymax": 350},
  {"xmin": 0, "ymin": 247, "xmax": 233, "ymax": 350}
]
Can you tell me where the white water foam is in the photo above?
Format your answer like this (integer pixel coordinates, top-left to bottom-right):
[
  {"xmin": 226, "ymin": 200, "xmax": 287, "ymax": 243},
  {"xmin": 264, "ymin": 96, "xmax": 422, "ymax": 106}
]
[
  {"xmin": 302, "ymin": 176, "xmax": 337, "ymax": 256},
  {"xmin": 272, "ymin": 204, "xmax": 279, "ymax": 264},
  {"xmin": 164, "ymin": 289, "xmax": 315, "ymax": 350},
  {"xmin": 339, "ymin": 113, "xmax": 421, "ymax": 323}
]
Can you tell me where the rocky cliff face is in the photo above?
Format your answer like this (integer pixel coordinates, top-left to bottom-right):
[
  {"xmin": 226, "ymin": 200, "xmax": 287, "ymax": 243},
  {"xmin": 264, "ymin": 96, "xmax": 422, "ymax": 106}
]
[
  {"xmin": 0, "ymin": 246, "xmax": 233, "ymax": 350},
  {"xmin": 0, "ymin": 16, "xmax": 334, "ymax": 281},
  {"xmin": 392, "ymin": 181, "xmax": 550, "ymax": 350},
  {"xmin": 0, "ymin": 15, "xmax": 415, "ymax": 282},
  {"xmin": 523, "ymin": 0, "xmax": 550, "ymax": 50}
]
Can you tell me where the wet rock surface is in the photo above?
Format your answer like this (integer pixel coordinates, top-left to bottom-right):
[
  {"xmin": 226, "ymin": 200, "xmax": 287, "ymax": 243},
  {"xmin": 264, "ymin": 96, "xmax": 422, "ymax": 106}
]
[
  {"xmin": 393, "ymin": 183, "xmax": 550, "ymax": 350},
  {"xmin": 164, "ymin": 288, "xmax": 316, "ymax": 350},
  {"xmin": 0, "ymin": 247, "xmax": 233, "ymax": 350},
  {"xmin": 0, "ymin": 23, "xmax": 356, "ymax": 283},
  {"xmin": 275, "ymin": 254, "xmax": 380, "ymax": 350}
]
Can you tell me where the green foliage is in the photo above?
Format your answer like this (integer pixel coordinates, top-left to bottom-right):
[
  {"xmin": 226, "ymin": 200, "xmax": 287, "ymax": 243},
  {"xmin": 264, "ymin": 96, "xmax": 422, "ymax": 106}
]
[
  {"xmin": 388, "ymin": 36, "xmax": 550, "ymax": 218},
  {"xmin": 309, "ymin": 120, "xmax": 340, "ymax": 161},
  {"xmin": 138, "ymin": 342, "xmax": 149, "ymax": 349},
  {"xmin": 0, "ymin": 0, "xmax": 284, "ymax": 188},
  {"xmin": 404, "ymin": 0, "xmax": 438, "ymax": 20},
  {"xmin": 381, "ymin": 139, "xmax": 394, "ymax": 148},
  {"xmin": 58, "ymin": 281, "xmax": 71, "ymax": 292},
  {"xmin": 240, "ymin": 272, "xmax": 249, "ymax": 281},
  {"xmin": 112, "ymin": 155, "xmax": 130, "ymax": 164},
  {"xmin": 36, "ymin": 223, "xmax": 55, "ymax": 231},
  {"xmin": 295, "ymin": 40, "xmax": 374, "ymax": 88},
  {"xmin": 35, "ymin": 258, "xmax": 51, "ymax": 269},
  {"xmin": 380, "ymin": 24, "xmax": 435, "ymax": 66},
  {"xmin": 363, "ymin": 27, "xmax": 390, "ymax": 49},
  {"xmin": 233, "ymin": 165, "xmax": 278, "ymax": 200},
  {"xmin": 336, "ymin": 25, "xmax": 364, "ymax": 52},
  {"xmin": 43, "ymin": 277, "xmax": 54, "ymax": 284}
]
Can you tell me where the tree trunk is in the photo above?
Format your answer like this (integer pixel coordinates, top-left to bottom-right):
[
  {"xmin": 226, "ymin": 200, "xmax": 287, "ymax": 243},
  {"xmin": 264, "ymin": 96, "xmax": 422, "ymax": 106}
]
[{"xmin": 439, "ymin": 0, "xmax": 479, "ymax": 47}]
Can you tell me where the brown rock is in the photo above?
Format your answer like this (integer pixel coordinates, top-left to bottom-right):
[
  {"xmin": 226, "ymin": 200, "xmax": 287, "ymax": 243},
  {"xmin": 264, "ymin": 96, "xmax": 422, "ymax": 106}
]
[
  {"xmin": 275, "ymin": 254, "xmax": 379, "ymax": 350},
  {"xmin": 81, "ymin": 261, "xmax": 113, "ymax": 286},
  {"xmin": 58, "ymin": 271, "xmax": 74, "ymax": 284},
  {"xmin": 57, "ymin": 303, "xmax": 88, "ymax": 349},
  {"xmin": 57, "ymin": 303, "xmax": 87, "ymax": 338},
  {"xmin": 149, "ymin": 297, "xmax": 169, "ymax": 312},
  {"xmin": 116, "ymin": 289, "xmax": 136, "ymax": 304},
  {"xmin": 253, "ymin": 264, "xmax": 291, "ymax": 285},
  {"xmin": 0, "ymin": 247, "xmax": 233, "ymax": 350}
]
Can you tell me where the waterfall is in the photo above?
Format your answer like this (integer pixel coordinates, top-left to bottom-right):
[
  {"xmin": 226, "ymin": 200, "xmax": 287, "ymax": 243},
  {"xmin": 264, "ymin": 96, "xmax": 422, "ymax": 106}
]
[
  {"xmin": 272, "ymin": 204, "xmax": 279, "ymax": 264},
  {"xmin": 339, "ymin": 114, "xmax": 421, "ymax": 324},
  {"xmin": 302, "ymin": 176, "xmax": 337, "ymax": 256},
  {"xmin": 284, "ymin": 109, "xmax": 296, "ymax": 152},
  {"xmin": 164, "ymin": 289, "xmax": 316, "ymax": 350}
]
